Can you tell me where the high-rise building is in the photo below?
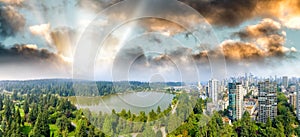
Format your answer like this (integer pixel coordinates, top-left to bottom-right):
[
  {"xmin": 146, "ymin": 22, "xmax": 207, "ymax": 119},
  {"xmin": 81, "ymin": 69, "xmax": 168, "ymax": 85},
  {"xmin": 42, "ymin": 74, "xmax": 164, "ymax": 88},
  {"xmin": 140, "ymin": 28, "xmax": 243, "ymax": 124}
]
[
  {"xmin": 228, "ymin": 83, "xmax": 236, "ymax": 120},
  {"xmin": 283, "ymin": 76, "xmax": 288, "ymax": 88},
  {"xmin": 296, "ymin": 83, "xmax": 300, "ymax": 121},
  {"xmin": 208, "ymin": 79, "xmax": 219, "ymax": 103},
  {"xmin": 236, "ymin": 84, "xmax": 244, "ymax": 120},
  {"xmin": 228, "ymin": 82, "xmax": 244, "ymax": 121},
  {"xmin": 290, "ymin": 92, "xmax": 297, "ymax": 110},
  {"xmin": 258, "ymin": 80, "xmax": 277, "ymax": 123}
]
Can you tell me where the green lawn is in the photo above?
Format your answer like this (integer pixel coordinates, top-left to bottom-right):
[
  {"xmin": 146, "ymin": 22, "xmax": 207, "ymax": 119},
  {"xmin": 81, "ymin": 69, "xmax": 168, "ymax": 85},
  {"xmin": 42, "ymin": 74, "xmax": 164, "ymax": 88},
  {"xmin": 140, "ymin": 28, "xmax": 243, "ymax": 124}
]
[
  {"xmin": 49, "ymin": 124, "xmax": 76, "ymax": 137},
  {"xmin": 21, "ymin": 122, "xmax": 32, "ymax": 135},
  {"xmin": 21, "ymin": 123, "xmax": 77, "ymax": 137}
]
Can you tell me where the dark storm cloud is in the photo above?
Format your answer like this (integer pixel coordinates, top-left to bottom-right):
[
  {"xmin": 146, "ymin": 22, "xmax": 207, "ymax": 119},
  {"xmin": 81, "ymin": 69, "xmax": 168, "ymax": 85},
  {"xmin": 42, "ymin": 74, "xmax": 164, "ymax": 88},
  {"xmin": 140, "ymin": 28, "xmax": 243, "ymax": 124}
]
[
  {"xmin": 179, "ymin": 0, "xmax": 300, "ymax": 28},
  {"xmin": 179, "ymin": 0, "xmax": 258, "ymax": 27},
  {"xmin": 0, "ymin": 43, "xmax": 71, "ymax": 80},
  {"xmin": 0, "ymin": 4, "xmax": 25, "ymax": 37},
  {"xmin": 79, "ymin": 0, "xmax": 300, "ymax": 30},
  {"xmin": 0, "ymin": 44, "xmax": 67, "ymax": 64}
]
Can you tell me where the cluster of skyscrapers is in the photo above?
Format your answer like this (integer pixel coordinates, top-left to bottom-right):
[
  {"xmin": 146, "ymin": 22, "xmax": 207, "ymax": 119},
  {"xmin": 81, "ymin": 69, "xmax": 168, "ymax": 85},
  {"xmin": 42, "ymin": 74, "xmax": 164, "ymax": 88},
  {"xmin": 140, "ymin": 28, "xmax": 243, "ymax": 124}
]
[{"xmin": 203, "ymin": 74, "xmax": 297, "ymax": 123}]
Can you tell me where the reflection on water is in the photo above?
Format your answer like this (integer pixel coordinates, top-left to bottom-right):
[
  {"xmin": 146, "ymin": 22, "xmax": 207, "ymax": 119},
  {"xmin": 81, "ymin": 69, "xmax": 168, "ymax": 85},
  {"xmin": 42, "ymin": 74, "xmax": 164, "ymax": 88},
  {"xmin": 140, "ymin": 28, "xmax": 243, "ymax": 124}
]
[{"xmin": 72, "ymin": 92, "xmax": 174, "ymax": 114}]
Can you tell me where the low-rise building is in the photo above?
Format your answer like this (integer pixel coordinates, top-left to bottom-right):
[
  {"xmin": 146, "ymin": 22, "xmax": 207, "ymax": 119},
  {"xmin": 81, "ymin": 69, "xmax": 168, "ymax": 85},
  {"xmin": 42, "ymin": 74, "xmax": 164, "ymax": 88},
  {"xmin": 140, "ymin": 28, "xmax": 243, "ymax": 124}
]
[
  {"xmin": 244, "ymin": 98, "xmax": 258, "ymax": 116},
  {"xmin": 222, "ymin": 117, "xmax": 232, "ymax": 125}
]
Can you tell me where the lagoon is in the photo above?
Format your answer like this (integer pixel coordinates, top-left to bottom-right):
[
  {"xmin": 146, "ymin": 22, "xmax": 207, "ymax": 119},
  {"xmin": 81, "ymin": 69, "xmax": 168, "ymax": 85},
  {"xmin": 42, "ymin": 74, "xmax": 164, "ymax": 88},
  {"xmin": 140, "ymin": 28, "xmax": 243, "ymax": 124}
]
[{"xmin": 69, "ymin": 92, "xmax": 174, "ymax": 114}]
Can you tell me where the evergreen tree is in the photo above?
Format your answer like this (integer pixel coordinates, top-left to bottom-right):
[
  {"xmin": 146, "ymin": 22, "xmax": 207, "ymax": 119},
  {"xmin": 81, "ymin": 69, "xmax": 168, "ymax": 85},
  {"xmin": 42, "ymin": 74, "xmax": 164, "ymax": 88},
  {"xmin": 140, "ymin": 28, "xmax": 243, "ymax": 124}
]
[
  {"xmin": 30, "ymin": 111, "xmax": 50, "ymax": 137},
  {"xmin": 12, "ymin": 90, "xmax": 18, "ymax": 100},
  {"xmin": 156, "ymin": 106, "xmax": 161, "ymax": 114},
  {"xmin": 23, "ymin": 100, "xmax": 29, "ymax": 114},
  {"xmin": 56, "ymin": 115, "xmax": 71, "ymax": 132},
  {"xmin": 167, "ymin": 114, "xmax": 180, "ymax": 133},
  {"xmin": 102, "ymin": 116, "xmax": 113, "ymax": 136},
  {"xmin": 132, "ymin": 122, "xmax": 144, "ymax": 133},
  {"xmin": 142, "ymin": 125, "xmax": 155, "ymax": 137},
  {"xmin": 0, "ymin": 95, "xmax": 3, "ymax": 111},
  {"xmin": 75, "ymin": 119, "xmax": 88, "ymax": 137},
  {"xmin": 272, "ymin": 119, "xmax": 285, "ymax": 137},
  {"xmin": 15, "ymin": 108, "xmax": 21, "ymax": 126},
  {"xmin": 28, "ymin": 103, "xmax": 38, "ymax": 123},
  {"xmin": 63, "ymin": 126, "xmax": 69, "ymax": 137},
  {"xmin": 88, "ymin": 125, "xmax": 95, "ymax": 137},
  {"xmin": 156, "ymin": 130, "xmax": 163, "ymax": 137},
  {"xmin": 148, "ymin": 109, "xmax": 157, "ymax": 121},
  {"xmin": 127, "ymin": 110, "xmax": 132, "ymax": 119},
  {"xmin": 10, "ymin": 121, "xmax": 22, "ymax": 137},
  {"xmin": 193, "ymin": 98, "xmax": 203, "ymax": 114},
  {"xmin": 240, "ymin": 111, "xmax": 257, "ymax": 136},
  {"xmin": 4, "ymin": 98, "xmax": 12, "ymax": 120}
]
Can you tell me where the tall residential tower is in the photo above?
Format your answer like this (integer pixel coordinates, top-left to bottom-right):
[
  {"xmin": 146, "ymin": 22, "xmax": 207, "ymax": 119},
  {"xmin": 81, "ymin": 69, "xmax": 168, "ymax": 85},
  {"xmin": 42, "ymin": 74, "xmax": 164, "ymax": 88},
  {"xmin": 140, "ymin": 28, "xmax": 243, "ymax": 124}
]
[
  {"xmin": 208, "ymin": 79, "xmax": 219, "ymax": 103},
  {"xmin": 228, "ymin": 83, "xmax": 236, "ymax": 120},
  {"xmin": 228, "ymin": 82, "xmax": 244, "ymax": 121},
  {"xmin": 258, "ymin": 80, "xmax": 277, "ymax": 123},
  {"xmin": 236, "ymin": 84, "xmax": 244, "ymax": 120},
  {"xmin": 282, "ymin": 76, "xmax": 288, "ymax": 88},
  {"xmin": 296, "ymin": 83, "xmax": 300, "ymax": 121}
]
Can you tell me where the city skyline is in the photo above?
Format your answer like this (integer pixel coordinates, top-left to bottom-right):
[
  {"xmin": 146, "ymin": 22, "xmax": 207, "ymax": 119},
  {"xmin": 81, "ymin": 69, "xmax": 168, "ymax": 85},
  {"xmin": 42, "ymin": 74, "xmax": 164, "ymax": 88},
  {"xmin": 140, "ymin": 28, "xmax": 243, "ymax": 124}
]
[{"xmin": 0, "ymin": 72, "xmax": 299, "ymax": 83}]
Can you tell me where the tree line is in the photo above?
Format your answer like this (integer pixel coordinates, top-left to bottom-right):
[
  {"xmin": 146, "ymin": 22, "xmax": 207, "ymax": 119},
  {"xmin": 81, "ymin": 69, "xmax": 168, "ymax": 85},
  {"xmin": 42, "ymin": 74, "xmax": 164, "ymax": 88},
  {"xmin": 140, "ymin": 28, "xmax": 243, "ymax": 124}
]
[
  {"xmin": 0, "ymin": 79, "xmax": 182, "ymax": 97},
  {"xmin": 0, "ymin": 92, "xmax": 106, "ymax": 137}
]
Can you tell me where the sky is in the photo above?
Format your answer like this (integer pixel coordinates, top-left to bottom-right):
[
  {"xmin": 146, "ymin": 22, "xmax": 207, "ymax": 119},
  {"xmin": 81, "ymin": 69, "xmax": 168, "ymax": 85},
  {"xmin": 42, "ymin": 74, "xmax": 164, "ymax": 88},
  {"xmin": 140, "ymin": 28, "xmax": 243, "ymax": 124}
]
[{"xmin": 0, "ymin": 0, "xmax": 300, "ymax": 81}]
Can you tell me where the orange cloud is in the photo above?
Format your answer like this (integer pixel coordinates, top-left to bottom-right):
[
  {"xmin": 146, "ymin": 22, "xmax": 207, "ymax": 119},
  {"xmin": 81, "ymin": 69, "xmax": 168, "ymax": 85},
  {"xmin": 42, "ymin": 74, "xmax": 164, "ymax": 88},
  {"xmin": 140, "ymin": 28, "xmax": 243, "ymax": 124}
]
[
  {"xmin": 29, "ymin": 23, "xmax": 52, "ymax": 44},
  {"xmin": 180, "ymin": 0, "xmax": 300, "ymax": 29},
  {"xmin": 221, "ymin": 40, "xmax": 263, "ymax": 61},
  {"xmin": 0, "ymin": 0, "xmax": 23, "ymax": 5}
]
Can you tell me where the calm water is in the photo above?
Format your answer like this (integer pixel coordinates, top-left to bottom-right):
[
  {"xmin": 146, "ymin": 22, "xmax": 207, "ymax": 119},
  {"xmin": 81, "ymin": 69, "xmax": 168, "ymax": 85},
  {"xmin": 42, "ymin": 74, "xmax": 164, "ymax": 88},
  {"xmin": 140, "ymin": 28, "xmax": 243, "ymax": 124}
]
[{"xmin": 72, "ymin": 92, "xmax": 174, "ymax": 114}]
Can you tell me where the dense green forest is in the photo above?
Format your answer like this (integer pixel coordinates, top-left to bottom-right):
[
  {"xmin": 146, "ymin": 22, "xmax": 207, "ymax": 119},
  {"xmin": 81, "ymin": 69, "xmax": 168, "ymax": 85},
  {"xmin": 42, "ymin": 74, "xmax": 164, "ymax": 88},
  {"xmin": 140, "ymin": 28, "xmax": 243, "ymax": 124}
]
[
  {"xmin": 0, "ymin": 80, "xmax": 299, "ymax": 136},
  {"xmin": 0, "ymin": 92, "xmax": 105, "ymax": 137},
  {"xmin": 0, "ymin": 80, "xmax": 182, "ymax": 96}
]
